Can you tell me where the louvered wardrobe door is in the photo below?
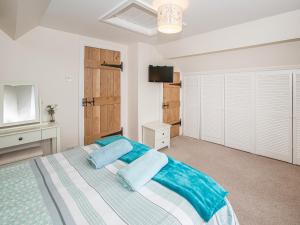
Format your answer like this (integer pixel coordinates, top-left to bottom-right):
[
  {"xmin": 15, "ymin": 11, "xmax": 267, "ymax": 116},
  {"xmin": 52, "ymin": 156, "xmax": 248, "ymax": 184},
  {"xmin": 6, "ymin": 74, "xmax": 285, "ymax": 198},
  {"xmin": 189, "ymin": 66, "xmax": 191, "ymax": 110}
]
[
  {"xmin": 183, "ymin": 76, "xmax": 201, "ymax": 139},
  {"xmin": 293, "ymin": 71, "xmax": 300, "ymax": 165},
  {"xmin": 255, "ymin": 71, "xmax": 293, "ymax": 163},
  {"xmin": 225, "ymin": 73, "xmax": 255, "ymax": 153},
  {"xmin": 201, "ymin": 75, "xmax": 224, "ymax": 145}
]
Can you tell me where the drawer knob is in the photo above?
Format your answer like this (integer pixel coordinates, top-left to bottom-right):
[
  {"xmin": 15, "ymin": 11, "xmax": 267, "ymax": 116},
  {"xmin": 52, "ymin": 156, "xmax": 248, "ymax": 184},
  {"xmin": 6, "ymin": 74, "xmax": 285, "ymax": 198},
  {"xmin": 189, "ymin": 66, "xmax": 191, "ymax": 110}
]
[
  {"xmin": 162, "ymin": 141, "xmax": 164, "ymax": 144},
  {"xmin": 18, "ymin": 137, "xmax": 23, "ymax": 141},
  {"xmin": 162, "ymin": 133, "xmax": 165, "ymax": 135}
]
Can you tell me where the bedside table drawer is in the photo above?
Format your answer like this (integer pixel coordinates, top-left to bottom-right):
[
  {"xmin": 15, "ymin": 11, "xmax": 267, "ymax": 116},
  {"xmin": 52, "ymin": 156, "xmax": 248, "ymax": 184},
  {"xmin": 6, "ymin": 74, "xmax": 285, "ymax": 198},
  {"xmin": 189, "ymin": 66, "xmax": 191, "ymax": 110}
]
[
  {"xmin": 155, "ymin": 128, "xmax": 170, "ymax": 140},
  {"xmin": 155, "ymin": 137, "xmax": 170, "ymax": 150},
  {"xmin": 0, "ymin": 130, "xmax": 41, "ymax": 149},
  {"xmin": 142, "ymin": 122, "xmax": 171, "ymax": 151}
]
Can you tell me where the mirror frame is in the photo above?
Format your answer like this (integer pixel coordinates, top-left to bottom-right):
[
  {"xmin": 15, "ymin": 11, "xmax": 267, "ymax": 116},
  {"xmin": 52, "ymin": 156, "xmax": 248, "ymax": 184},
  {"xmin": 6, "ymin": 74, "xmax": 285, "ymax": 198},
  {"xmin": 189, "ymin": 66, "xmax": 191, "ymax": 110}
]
[{"xmin": 0, "ymin": 82, "xmax": 40, "ymax": 128}]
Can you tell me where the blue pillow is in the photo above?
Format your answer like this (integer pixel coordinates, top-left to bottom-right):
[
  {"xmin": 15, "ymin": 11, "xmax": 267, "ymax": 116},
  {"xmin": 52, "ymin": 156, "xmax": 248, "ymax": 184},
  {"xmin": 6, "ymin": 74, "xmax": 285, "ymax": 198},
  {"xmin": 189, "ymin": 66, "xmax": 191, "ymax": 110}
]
[
  {"xmin": 88, "ymin": 139, "xmax": 133, "ymax": 169},
  {"xmin": 117, "ymin": 149, "xmax": 168, "ymax": 191}
]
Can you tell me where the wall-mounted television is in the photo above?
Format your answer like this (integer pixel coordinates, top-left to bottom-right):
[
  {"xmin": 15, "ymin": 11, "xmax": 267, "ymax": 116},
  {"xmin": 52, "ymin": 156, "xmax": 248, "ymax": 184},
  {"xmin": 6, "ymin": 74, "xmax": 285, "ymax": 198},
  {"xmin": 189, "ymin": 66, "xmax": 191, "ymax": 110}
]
[{"xmin": 149, "ymin": 65, "xmax": 174, "ymax": 83}]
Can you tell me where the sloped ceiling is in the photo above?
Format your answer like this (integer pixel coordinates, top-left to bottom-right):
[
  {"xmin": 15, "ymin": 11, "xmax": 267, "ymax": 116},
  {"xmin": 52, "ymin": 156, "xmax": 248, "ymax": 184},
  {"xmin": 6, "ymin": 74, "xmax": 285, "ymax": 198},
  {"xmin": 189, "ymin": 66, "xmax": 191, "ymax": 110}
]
[{"xmin": 0, "ymin": 0, "xmax": 51, "ymax": 39}]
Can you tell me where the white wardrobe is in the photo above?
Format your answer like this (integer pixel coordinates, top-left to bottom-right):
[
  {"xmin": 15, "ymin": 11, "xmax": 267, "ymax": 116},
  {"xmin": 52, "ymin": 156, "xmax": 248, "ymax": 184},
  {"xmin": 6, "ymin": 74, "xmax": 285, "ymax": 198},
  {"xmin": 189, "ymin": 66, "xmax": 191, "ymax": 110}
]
[
  {"xmin": 201, "ymin": 75, "xmax": 224, "ymax": 145},
  {"xmin": 255, "ymin": 71, "xmax": 292, "ymax": 163},
  {"xmin": 225, "ymin": 73, "xmax": 255, "ymax": 154},
  {"xmin": 182, "ymin": 69, "xmax": 299, "ymax": 165},
  {"xmin": 182, "ymin": 76, "xmax": 201, "ymax": 139},
  {"xmin": 293, "ymin": 71, "xmax": 300, "ymax": 165}
]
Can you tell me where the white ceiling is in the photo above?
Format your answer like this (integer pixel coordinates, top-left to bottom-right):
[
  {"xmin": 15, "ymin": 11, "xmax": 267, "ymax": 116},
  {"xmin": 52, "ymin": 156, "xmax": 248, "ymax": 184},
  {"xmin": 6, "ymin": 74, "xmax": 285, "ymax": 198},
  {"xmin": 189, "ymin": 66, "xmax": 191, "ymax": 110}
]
[
  {"xmin": 0, "ymin": 0, "xmax": 51, "ymax": 39},
  {"xmin": 36, "ymin": 0, "xmax": 300, "ymax": 44}
]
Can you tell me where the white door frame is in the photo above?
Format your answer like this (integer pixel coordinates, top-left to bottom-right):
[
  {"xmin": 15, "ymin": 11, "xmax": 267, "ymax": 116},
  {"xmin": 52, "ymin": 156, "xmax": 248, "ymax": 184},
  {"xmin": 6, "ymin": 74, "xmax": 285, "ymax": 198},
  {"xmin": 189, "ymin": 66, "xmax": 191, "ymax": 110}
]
[{"xmin": 78, "ymin": 39, "xmax": 128, "ymax": 146}]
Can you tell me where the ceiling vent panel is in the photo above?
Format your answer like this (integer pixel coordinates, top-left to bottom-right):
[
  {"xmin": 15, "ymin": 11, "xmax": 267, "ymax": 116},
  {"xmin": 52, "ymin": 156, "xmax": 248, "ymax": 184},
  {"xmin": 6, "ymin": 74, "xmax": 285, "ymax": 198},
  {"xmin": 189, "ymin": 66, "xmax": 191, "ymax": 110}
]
[{"xmin": 99, "ymin": 0, "xmax": 158, "ymax": 36}]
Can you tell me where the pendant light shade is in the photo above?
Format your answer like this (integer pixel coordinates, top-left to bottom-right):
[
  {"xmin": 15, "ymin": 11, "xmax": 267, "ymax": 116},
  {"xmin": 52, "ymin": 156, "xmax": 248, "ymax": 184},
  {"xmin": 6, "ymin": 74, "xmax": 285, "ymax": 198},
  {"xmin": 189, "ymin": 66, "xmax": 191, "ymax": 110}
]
[
  {"xmin": 153, "ymin": 0, "xmax": 188, "ymax": 34},
  {"xmin": 157, "ymin": 4, "xmax": 183, "ymax": 34}
]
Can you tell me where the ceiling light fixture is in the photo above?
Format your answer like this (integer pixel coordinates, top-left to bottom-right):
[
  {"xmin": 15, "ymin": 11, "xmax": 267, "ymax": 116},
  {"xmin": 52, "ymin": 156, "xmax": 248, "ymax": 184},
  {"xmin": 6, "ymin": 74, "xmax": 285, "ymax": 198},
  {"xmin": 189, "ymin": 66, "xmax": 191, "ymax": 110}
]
[{"xmin": 153, "ymin": 0, "xmax": 188, "ymax": 34}]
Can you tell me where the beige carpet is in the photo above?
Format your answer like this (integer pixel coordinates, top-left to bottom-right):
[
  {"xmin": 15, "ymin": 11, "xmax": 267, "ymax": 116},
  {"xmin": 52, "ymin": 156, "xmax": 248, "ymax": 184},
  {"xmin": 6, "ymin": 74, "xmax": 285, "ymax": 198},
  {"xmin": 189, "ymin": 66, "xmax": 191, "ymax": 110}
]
[{"xmin": 161, "ymin": 136, "xmax": 300, "ymax": 225}]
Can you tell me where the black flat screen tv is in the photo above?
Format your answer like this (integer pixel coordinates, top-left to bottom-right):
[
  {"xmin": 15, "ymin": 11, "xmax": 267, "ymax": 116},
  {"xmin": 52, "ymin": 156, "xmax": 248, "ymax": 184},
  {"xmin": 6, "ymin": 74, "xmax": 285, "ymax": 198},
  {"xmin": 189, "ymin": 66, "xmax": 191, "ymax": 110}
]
[{"xmin": 149, "ymin": 65, "xmax": 173, "ymax": 82}]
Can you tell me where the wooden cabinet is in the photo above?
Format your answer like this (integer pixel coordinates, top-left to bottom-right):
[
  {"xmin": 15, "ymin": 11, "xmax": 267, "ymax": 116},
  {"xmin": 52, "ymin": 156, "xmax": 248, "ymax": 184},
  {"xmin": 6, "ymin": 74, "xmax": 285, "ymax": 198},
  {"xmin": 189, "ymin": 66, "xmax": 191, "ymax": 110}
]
[{"xmin": 142, "ymin": 122, "xmax": 171, "ymax": 150}]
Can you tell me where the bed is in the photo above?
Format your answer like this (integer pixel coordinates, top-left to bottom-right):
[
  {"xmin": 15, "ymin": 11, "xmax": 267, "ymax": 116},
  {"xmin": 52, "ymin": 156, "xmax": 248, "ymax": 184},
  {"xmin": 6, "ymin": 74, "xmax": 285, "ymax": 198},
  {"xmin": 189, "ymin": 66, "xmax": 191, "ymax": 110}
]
[{"xmin": 0, "ymin": 139, "xmax": 239, "ymax": 225}]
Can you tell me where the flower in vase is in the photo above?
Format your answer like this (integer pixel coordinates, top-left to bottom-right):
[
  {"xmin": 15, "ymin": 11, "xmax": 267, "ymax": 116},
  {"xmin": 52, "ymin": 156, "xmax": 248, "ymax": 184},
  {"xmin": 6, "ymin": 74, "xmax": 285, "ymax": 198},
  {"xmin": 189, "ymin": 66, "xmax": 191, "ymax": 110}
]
[{"xmin": 46, "ymin": 104, "xmax": 58, "ymax": 122}]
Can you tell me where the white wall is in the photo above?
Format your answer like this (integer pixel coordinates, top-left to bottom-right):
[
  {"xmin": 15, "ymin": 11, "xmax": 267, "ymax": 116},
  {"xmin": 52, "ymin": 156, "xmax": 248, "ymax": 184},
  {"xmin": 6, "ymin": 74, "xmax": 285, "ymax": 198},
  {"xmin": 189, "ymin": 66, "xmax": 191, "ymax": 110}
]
[
  {"xmin": 137, "ymin": 43, "xmax": 165, "ymax": 141},
  {"xmin": 169, "ymin": 40, "xmax": 300, "ymax": 74},
  {"xmin": 127, "ymin": 43, "xmax": 139, "ymax": 141},
  {"xmin": 0, "ymin": 26, "xmax": 128, "ymax": 150},
  {"xmin": 127, "ymin": 42, "xmax": 166, "ymax": 141}
]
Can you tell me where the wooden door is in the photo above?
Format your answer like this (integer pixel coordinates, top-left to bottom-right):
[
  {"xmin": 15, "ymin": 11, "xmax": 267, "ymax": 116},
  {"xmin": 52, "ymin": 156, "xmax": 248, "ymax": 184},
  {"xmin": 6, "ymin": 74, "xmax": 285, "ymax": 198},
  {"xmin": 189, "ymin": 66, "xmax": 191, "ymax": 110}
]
[
  {"xmin": 84, "ymin": 46, "xmax": 121, "ymax": 145},
  {"xmin": 163, "ymin": 72, "xmax": 181, "ymax": 138}
]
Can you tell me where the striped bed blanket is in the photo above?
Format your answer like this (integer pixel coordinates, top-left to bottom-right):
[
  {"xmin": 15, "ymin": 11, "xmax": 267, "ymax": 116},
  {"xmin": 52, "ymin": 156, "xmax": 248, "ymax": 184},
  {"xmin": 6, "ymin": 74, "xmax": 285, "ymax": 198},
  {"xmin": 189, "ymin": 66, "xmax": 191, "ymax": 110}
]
[{"xmin": 0, "ymin": 145, "xmax": 239, "ymax": 225}]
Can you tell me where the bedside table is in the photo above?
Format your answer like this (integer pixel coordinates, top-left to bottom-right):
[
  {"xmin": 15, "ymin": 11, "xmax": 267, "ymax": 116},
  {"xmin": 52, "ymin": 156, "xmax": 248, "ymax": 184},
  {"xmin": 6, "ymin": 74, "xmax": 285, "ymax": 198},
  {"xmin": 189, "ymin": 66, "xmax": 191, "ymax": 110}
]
[{"xmin": 142, "ymin": 122, "xmax": 171, "ymax": 150}]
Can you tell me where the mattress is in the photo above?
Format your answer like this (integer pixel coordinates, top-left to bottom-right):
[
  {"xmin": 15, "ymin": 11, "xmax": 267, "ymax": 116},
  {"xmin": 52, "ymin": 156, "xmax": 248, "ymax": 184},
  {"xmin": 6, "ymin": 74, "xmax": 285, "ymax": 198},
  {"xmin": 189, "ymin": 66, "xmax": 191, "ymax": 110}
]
[{"xmin": 0, "ymin": 145, "xmax": 239, "ymax": 225}]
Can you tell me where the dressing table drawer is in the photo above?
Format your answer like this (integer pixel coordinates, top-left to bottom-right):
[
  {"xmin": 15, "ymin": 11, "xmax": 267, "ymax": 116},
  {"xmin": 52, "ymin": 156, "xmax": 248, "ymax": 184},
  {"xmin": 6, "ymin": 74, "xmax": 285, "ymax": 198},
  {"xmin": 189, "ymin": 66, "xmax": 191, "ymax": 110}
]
[
  {"xmin": 0, "ymin": 130, "xmax": 41, "ymax": 149},
  {"xmin": 42, "ymin": 127, "xmax": 57, "ymax": 140}
]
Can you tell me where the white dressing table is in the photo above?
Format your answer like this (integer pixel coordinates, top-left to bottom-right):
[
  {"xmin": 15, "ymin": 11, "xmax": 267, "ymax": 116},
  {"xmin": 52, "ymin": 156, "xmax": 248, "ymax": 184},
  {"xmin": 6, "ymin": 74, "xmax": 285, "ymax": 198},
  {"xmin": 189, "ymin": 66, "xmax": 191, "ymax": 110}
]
[{"xmin": 0, "ymin": 123, "xmax": 60, "ymax": 165}]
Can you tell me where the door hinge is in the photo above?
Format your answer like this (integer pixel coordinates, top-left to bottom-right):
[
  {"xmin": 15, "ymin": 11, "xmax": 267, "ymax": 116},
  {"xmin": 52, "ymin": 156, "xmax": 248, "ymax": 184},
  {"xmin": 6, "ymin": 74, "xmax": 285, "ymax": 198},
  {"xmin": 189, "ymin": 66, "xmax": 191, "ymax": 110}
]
[
  {"xmin": 101, "ymin": 128, "xmax": 123, "ymax": 138},
  {"xmin": 169, "ymin": 81, "xmax": 182, "ymax": 88},
  {"xmin": 101, "ymin": 61, "xmax": 123, "ymax": 71},
  {"xmin": 171, "ymin": 120, "xmax": 182, "ymax": 126}
]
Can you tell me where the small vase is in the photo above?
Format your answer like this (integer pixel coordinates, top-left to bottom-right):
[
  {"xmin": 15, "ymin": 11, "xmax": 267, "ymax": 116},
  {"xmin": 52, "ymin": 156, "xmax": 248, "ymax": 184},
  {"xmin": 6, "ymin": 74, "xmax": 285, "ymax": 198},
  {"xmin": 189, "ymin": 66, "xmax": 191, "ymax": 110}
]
[{"xmin": 50, "ymin": 113, "xmax": 55, "ymax": 123}]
